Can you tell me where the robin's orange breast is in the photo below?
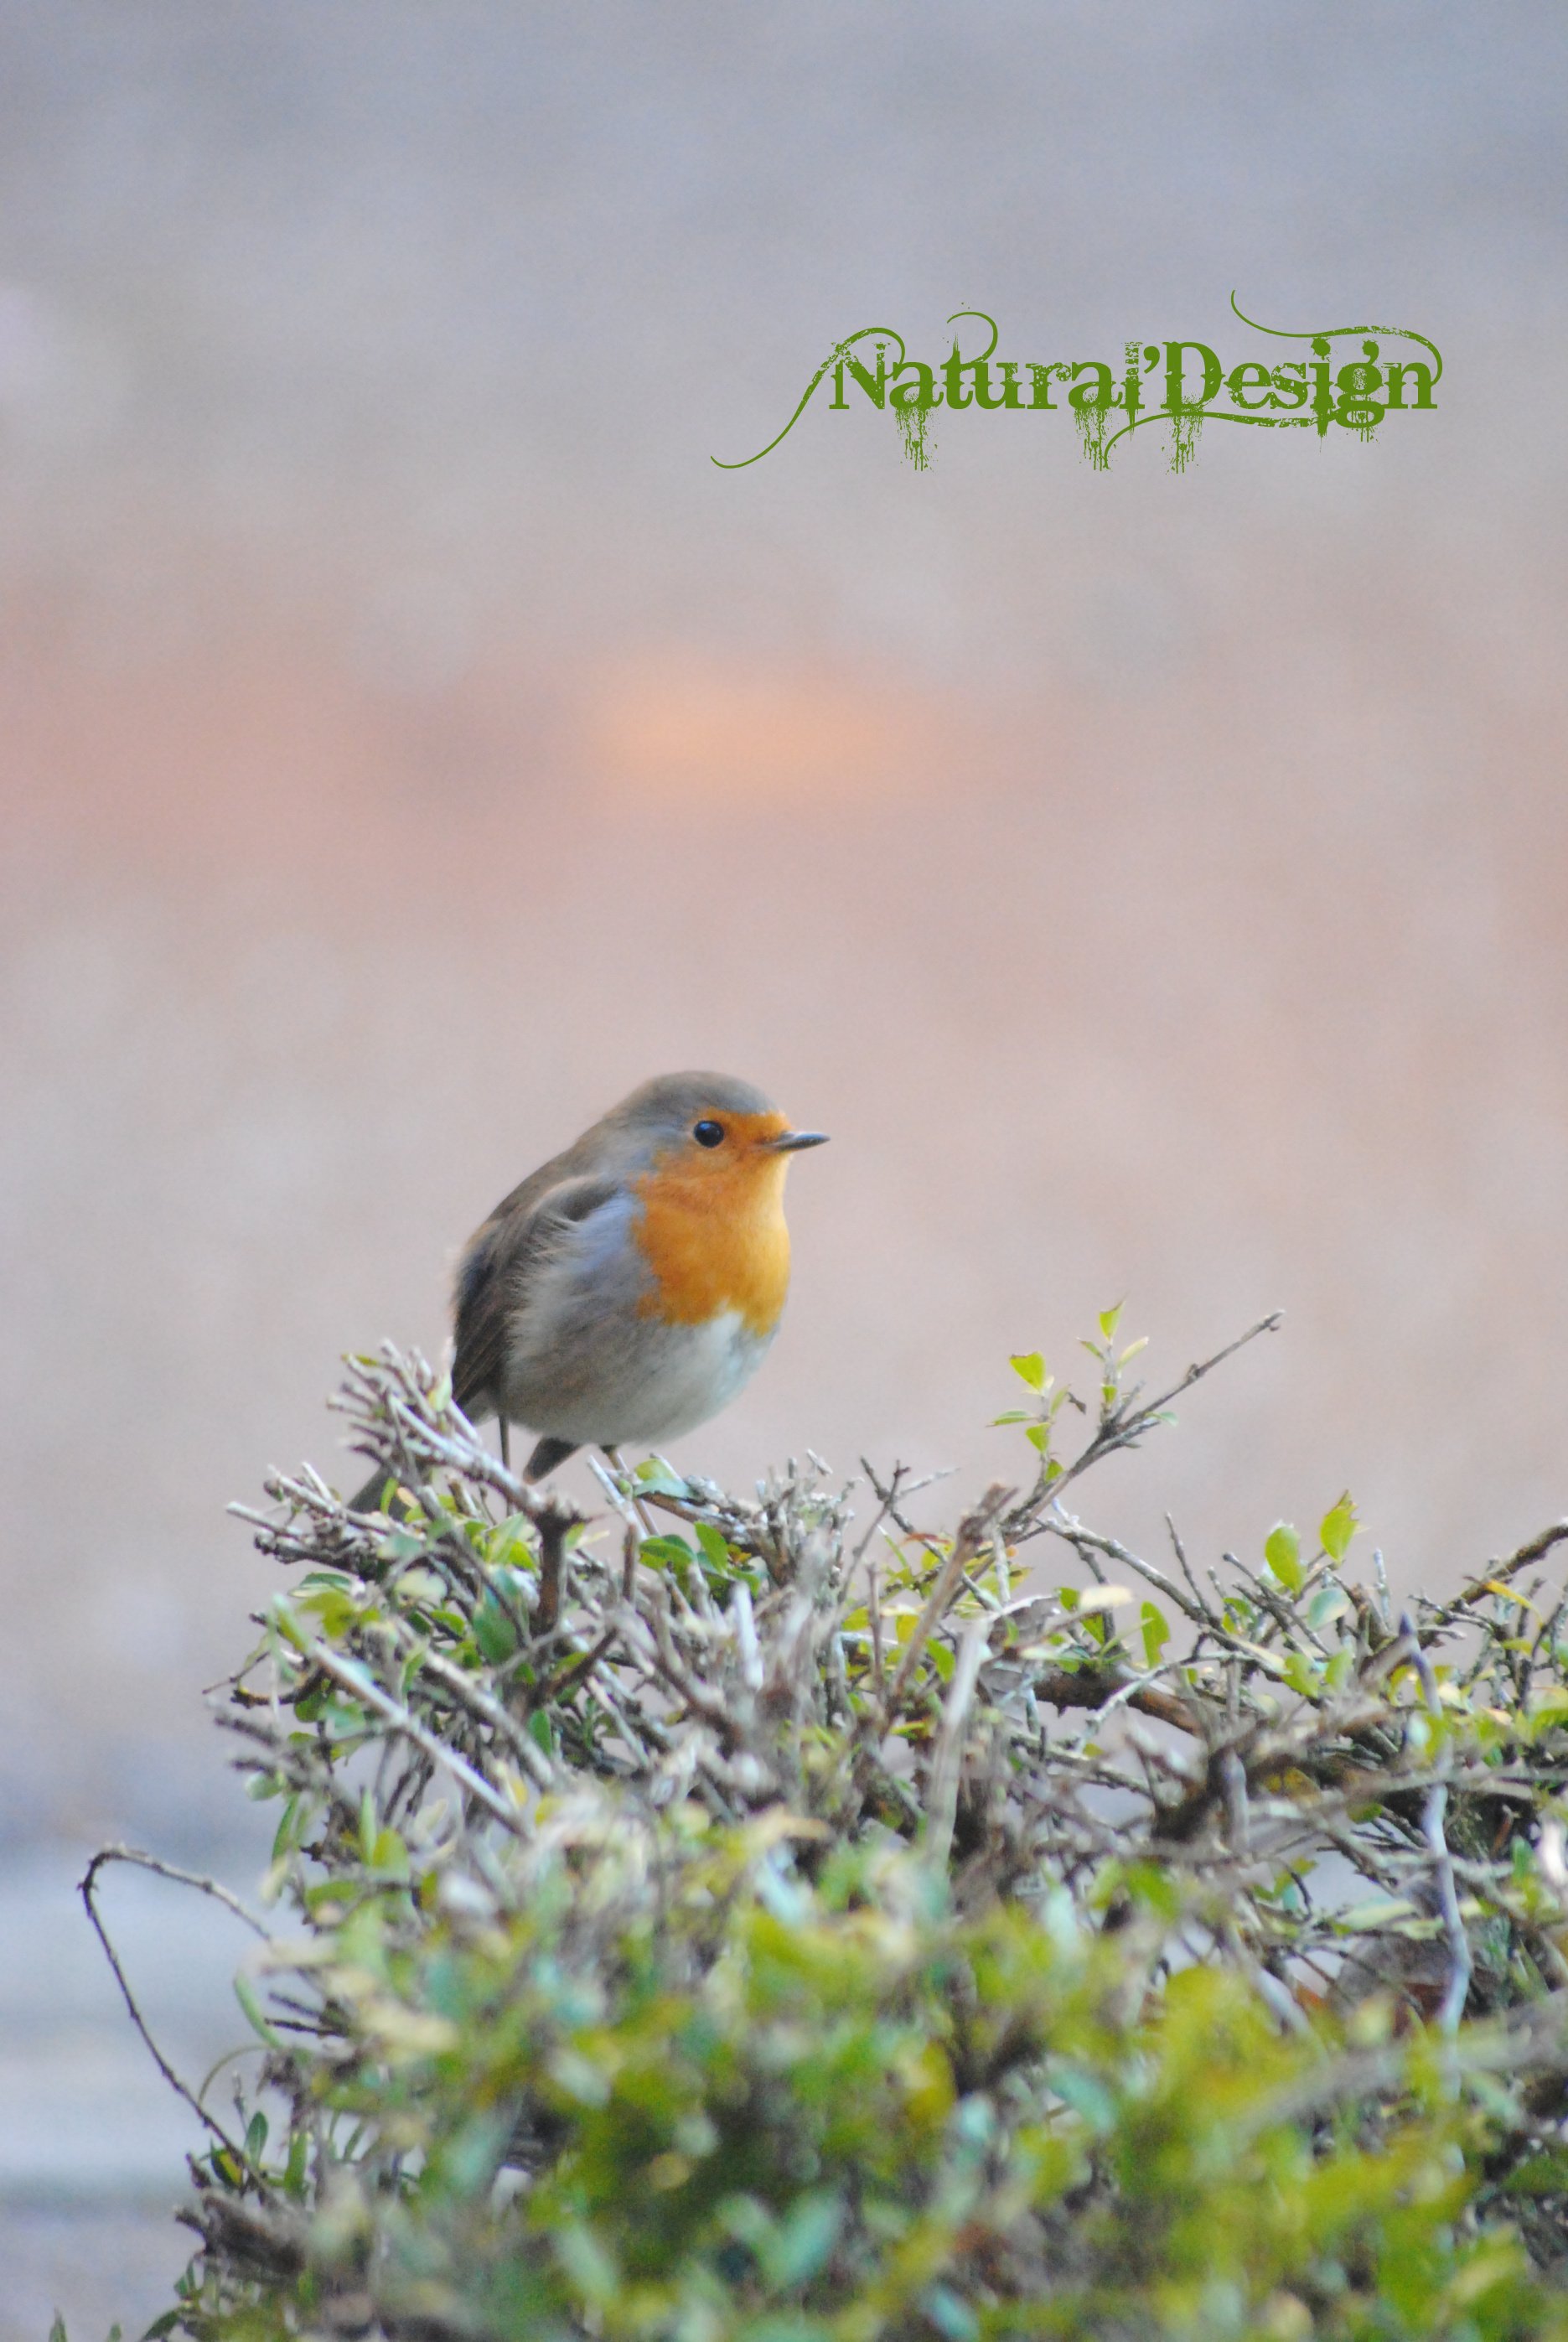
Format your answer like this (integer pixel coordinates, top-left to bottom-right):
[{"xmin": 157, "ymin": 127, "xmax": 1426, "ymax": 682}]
[{"xmin": 632, "ymin": 1136, "xmax": 793, "ymax": 1337}]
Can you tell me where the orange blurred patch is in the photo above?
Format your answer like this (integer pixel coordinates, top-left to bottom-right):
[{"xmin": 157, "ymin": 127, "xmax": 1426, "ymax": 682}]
[{"xmin": 587, "ymin": 648, "xmax": 934, "ymax": 800}]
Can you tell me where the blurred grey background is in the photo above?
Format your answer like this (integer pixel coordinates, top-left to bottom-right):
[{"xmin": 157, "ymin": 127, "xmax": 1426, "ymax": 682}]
[{"xmin": 1, "ymin": 3, "xmax": 1564, "ymax": 2329}]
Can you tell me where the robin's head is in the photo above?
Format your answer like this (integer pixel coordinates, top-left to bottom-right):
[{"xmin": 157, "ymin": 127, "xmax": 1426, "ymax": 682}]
[
  {"xmin": 609, "ymin": 1072, "xmax": 828, "ymax": 1185},
  {"xmin": 612, "ymin": 1074, "xmax": 825, "ymax": 1333}
]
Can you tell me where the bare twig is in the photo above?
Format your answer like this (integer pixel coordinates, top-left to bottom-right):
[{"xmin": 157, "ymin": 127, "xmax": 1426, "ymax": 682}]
[
  {"xmin": 80, "ymin": 1848, "xmax": 261, "ymax": 2162},
  {"xmin": 1446, "ymin": 1523, "xmax": 1568, "ymax": 1620},
  {"xmin": 1400, "ymin": 1607, "xmax": 1471, "ymax": 2033},
  {"xmin": 307, "ymin": 1642, "xmax": 536, "ymax": 1828},
  {"xmin": 884, "ymin": 1484, "xmax": 1012, "ymax": 1718},
  {"xmin": 925, "ymin": 1616, "xmax": 991, "ymax": 1863},
  {"xmin": 1007, "ymin": 1312, "xmax": 1283, "ymax": 1534}
]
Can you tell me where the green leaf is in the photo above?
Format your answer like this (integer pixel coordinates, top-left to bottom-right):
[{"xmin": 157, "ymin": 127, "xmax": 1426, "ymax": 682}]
[
  {"xmin": 1140, "ymin": 1602, "xmax": 1170, "ymax": 1666},
  {"xmin": 554, "ymin": 2220, "xmax": 619, "ymax": 2306},
  {"xmin": 1010, "ymin": 1351, "xmax": 1047, "ymax": 1391},
  {"xmin": 297, "ymin": 1584, "xmax": 360, "ymax": 1638},
  {"xmin": 1337, "ymin": 1894, "xmax": 1420, "ymax": 1932},
  {"xmin": 268, "ymin": 1594, "xmax": 311, "ymax": 1655},
  {"xmin": 438, "ymin": 2106, "xmax": 515, "ymax": 2198},
  {"xmin": 271, "ymin": 1795, "xmax": 301, "ymax": 1864},
  {"xmin": 484, "ymin": 1518, "xmax": 536, "ymax": 1573},
  {"xmin": 695, "ymin": 1520, "xmax": 732, "ymax": 1573},
  {"xmin": 473, "ymin": 1594, "xmax": 521, "ymax": 1666},
  {"xmin": 1097, "ymin": 1303, "xmax": 1124, "ymax": 1341},
  {"xmin": 1284, "ymin": 1650, "xmax": 1321, "ymax": 1700},
  {"xmin": 233, "ymin": 1972, "xmax": 282, "ymax": 2048},
  {"xmin": 1264, "ymin": 1522, "xmax": 1303, "ymax": 1593},
  {"xmin": 1050, "ymin": 2063, "xmax": 1118, "ymax": 2133},
  {"xmin": 1503, "ymin": 2148, "xmax": 1568, "ymax": 2195},
  {"xmin": 1305, "ymin": 1583, "xmax": 1350, "ymax": 1631},
  {"xmin": 1320, "ymin": 1492, "xmax": 1358, "ymax": 1563},
  {"xmin": 760, "ymin": 2191, "xmax": 843, "ymax": 2288},
  {"xmin": 1112, "ymin": 1861, "xmax": 1182, "ymax": 1920},
  {"xmin": 921, "ymin": 2286, "xmax": 979, "ymax": 2342},
  {"xmin": 633, "ymin": 1457, "xmax": 691, "ymax": 1496},
  {"xmin": 528, "ymin": 1708, "xmax": 556, "ymax": 1757},
  {"xmin": 370, "ymin": 1827, "xmax": 410, "ymax": 1880},
  {"xmin": 640, "ymin": 1534, "xmax": 696, "ymax": 1572}
]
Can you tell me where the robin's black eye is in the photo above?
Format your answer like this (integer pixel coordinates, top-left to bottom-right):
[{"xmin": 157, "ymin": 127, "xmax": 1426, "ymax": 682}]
[{"xmin": 693, "ymin": 1119, "xmax": 725, "ymax": 1148}]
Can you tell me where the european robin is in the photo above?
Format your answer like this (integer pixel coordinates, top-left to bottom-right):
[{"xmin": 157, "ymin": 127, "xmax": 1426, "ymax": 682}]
[{"xmin": 347, "ymin": 1072, "xmax": 826, "ymax": 1503}]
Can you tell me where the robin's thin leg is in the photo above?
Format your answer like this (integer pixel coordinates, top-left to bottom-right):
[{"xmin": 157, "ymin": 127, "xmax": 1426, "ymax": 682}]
[{"xmin": 498, "ymin": 1416, "xmax": 511, "ymax": 1473}]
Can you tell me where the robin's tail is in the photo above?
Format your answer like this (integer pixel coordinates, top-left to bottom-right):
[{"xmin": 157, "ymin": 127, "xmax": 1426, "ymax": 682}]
[
  {"xmin": 524, "ymin": 1435, "xmax": 578, "ymax": 1480},
  {"xmin": 344, "ymin": 1462, "xmax": 400, "ymax": 1514}
]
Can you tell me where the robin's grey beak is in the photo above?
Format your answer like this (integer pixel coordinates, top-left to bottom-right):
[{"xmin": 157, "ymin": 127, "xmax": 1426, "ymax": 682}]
[{"xmin": 766, "ymin": 1129, "xmax": 829, "ymax": 1153}]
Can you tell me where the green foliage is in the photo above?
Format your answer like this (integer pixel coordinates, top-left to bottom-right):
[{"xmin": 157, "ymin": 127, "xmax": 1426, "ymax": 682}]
[{"xmin": 106, "ymin": 1334, "xmax": 1568, "ymax": 2339}]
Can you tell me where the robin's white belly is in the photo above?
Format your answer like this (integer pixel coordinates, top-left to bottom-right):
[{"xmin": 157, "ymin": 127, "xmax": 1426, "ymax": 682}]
[{"xmin": 506, "ymin": 1300, "xmax": 774, "ymax": 1450}]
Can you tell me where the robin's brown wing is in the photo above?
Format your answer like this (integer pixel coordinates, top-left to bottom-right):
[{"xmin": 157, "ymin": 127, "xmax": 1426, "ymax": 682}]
[
  {"xmin": 451, "ymin": 1171, "xmax": 622, "ymax": 1417},
  {"xmin": 344, "ymin": 1185, "xmax": 608, "ymax": 1510}
]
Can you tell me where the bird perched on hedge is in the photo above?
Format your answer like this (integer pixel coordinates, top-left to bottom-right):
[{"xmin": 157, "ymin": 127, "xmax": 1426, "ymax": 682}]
[{"xmin": 347, "ymin": 1071, "xmax": 826, "ymax": 1505}]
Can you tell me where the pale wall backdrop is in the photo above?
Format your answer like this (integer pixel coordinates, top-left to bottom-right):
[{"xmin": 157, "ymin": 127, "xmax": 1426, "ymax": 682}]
[{"xmin": 0, "ymin": 6, "xmax": 1564, "ymax": 2326}]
